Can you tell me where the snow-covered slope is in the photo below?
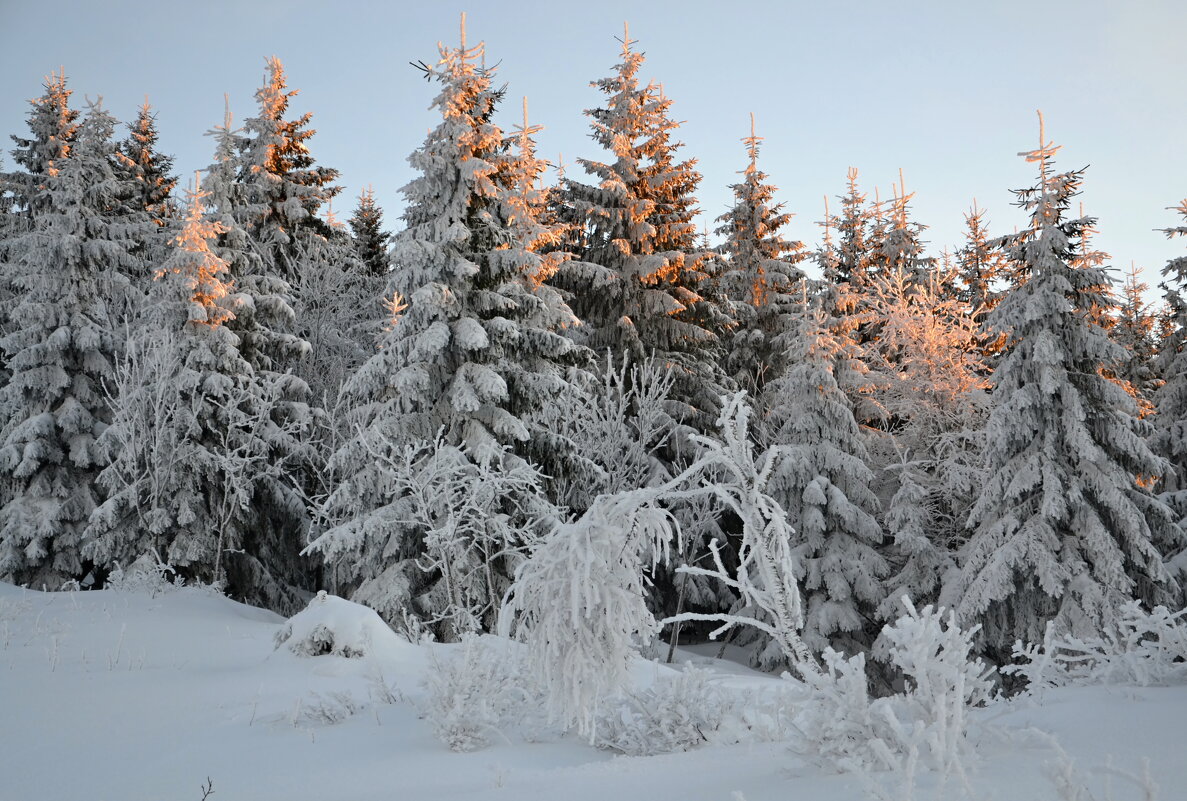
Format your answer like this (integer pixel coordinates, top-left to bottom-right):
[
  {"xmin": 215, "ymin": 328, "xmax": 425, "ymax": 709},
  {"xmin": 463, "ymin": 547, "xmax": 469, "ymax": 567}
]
[{"xmin": 1, "ymin": 581, "xmax": 1184, "ymax": 801}]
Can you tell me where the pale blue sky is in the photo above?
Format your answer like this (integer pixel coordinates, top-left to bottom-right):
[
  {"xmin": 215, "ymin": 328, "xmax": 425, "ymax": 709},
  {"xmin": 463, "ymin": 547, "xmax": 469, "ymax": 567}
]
[{"xmin": 2, "ymin": 0, "xmax": 1184, "ymax": 291}]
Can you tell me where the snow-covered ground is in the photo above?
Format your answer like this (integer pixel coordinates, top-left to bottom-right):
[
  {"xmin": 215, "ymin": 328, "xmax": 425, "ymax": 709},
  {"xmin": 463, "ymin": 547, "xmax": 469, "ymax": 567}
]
[{"xmin": 1, "ymin": 581, "xmax": 1183, "ymax": 801}]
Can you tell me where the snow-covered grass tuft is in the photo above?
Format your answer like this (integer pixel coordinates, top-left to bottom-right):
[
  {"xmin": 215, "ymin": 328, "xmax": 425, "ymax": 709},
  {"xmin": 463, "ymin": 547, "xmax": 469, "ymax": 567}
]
[
  {"xmin": 422, "ymin": 634, "xmax": 539, "ymax": 752},
  {"xmin": 594, "ymin": 666, "xmax": 724, "ymax": 756}
]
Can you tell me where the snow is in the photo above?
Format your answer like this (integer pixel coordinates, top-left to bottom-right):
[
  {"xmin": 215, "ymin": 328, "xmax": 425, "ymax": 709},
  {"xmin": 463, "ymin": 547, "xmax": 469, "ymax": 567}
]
[{"xmin": 3, "ymin": 581, "xmax": 1187, "ymax": 801}]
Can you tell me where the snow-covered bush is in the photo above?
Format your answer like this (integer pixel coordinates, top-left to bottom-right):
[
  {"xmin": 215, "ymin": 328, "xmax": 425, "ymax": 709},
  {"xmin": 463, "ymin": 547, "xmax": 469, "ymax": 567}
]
[
  {"xmin": 105, "ymin": 553, "xmax": 185, "ymax": 597},
  {"xmin": 795, "ymin": 648, "xmax": 898, "ymax": 773},
  {"xmin": 274, "ymin": 591, "xmax": 407, "ymax": 659},
  {"xmin": 505, "ymin": 393, "xmax": 817, "ymax": 740},
  {"xmin": 875, "ymin": 599, "xmax": 995, "ymax": 772},
  {"xmin": 797, "ymin": 599, "xmax": 993, "ymax": 778},
  {"xmin": 1005, "ymin": 601, "xmax": 1187, "ymax": 691},
  {"xmin": 501, "ymin": 491, "xmax": 675, "ymax": 741},
  {"xmin": 594, "ymin": 667, "xmax": 724, "ymax": 756},
  {"xmin": 422, "ymin": 635, "xmax": 538, "ymax": 752}
]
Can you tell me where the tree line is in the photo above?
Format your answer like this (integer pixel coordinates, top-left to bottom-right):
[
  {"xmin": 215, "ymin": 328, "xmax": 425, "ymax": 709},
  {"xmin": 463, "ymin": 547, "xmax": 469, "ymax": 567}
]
[{"xmin": 1, "ymin": 23, "xmax": 1185, "ymax": 667}]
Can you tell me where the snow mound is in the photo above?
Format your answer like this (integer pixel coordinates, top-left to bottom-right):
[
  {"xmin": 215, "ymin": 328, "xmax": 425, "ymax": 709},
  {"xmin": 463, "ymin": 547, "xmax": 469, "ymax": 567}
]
[{"xmin": 274, "ymin": 591, "xmax": 410, "ymax": 659}]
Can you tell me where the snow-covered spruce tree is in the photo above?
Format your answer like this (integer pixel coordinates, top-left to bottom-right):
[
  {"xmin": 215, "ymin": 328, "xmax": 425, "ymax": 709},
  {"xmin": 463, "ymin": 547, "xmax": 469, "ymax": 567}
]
[
  {"xmin": 955, "ymin": 202, "xmax": 1010, "ymax": 361},
  {"xmin": 86, "ymin": 179, "xmax": 305, "ymax": 603},
  {"xmin": 201, "ymin": 106, "xmax": 309, "ymax": 374},
  {"xmin": 310, "ymin": 28, "xmax": 580, "ymax": 629},
  {"xmin": 953, "ymin": 117, "xmax": 1181, "ymax": 658},
  {"xmin": 714, "ymin": 114, "xmax": 806, "ymax": 394},
  {"xmin": 831, "ymin": 167, "xmax": 876, "ymax": 291},
  {"xmin": 4, "ymin": 69, "xmax": 79, "ymax": 224},
  {"xmin": 499, "ymin": 97, "xmax": 598, "ymax": 489},
  {"xmin": 237, "ymin": 57, "xmax": 341, "ymax": 285},
  {"xmin": 1153, "ymin": 199, "xmax": 1187, "ymax": 516},
  {"xmin": 877, "ymin": 458, "xmax": 955, "ymax": 620},
  {"xmin": 1112, "ymin": 263, "xmax": 1159, "ymax": 417},
  {"xmin": 874, "ymin": 174, "xmax": 935, "ymax": 290},
  {"xmin": 1, "ymin": 72, "xmax": 80, "ymax": 384},
  {"xmin": 287, "ymin": 214, "xmax": 378, "ymax": 407},
  {"xmin": 554, "ymin": 27, "xmax": 729, "ymax": 434},
  {"xmin": 758, "ymin": 293, "xmax": 887, "ymax": 656},
  {"xmin": 1070, "ymin": 210, "xmax": 1120, "ymax": 333},
  {"xmin": 114, "ymin": 101, "xmax": 176, "ymax": 226},
  {"xmin": 111, "ymin": 101, "xmax": 177, "ymax": 291},
  {"xmin": 348, "ymin": 185, "xmax": 391, "ymax": 278},
  {"xmin": 200, "ymin": 109, "xmax": 316, "ymax": 609},
  {"xmin": 0, "ymin": 102, "xmax": 136, "ymax": 586}
]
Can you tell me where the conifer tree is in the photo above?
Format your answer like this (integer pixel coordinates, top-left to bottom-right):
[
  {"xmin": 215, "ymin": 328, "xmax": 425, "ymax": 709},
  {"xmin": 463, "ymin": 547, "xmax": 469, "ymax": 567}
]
[
  {"xmin": 877, "ymin": 172, "xmax": 935, "ymax": 288},
  {"xmin": 955, "ymin": 202, "xmax": 1011, "ymax": 362},
  {"xmin": 109, "ymin": 101, "xmax": 178, "ymax": 312},
  {"xmin": 954, "ymin": 116, "xmax": 1180, "ymax": 656},
  {"xmin": 200, "ymin": 108, "xmax": 316, "ymax": 608},
  {"xmin": 311, "ymin": 24, "xmax": 581, "ymax": 625},
  {"xmin": 1, "ymin": 72, "xmax": 80, "ymax": 382},
  {"xmin": 877, "ymin": 457, "xmax": 955, "ymax": 619},
  {"xmin": 1068, "ymin": 210, "xmax": 1123, "ymax": 340},
  {"xmin": 826, "ymin": 168, "xmax": 887, "ymax": 363},
  {"xmin": 238, "ymin": 57, "xmax": 342, "ymax": 284},
  {"xmin": 86, "ymin": 178, "xmax": 302, "ymax": 596},
  {"xmin": 1113, "ymin": 263, "xmax": 1159, "ymax": 416},
  {"xmin": 831, "ymin": 167, "xmax": 875, "ymax": 290},
  {"xmin": 555, "ymin": 27, "xmax": 728, "ymax": 432},
  {"xmin": 759, "ymin": 293, "xmax": 887, "ymax": 654},
  {"xmin": 955, "ymin": 202, "xmax": 1008, "ymax": 323},
  {"xmin": 288, "ymin": 206, "xmax": 380, "ymax": 406},
  {"xmin": 4, "ymin": 70, "xmax": 79, "ymax": 224},
  {"xmin": 347, "ymin": 186, "xmax": 391, "ymax": 278},
  {"xmin": 201, "ymin": 106, "xmax": 309, "ymax": 374},
  {"xmin": 501, "ymin": 98, "xmax": 582, "ymax": 340},
  {"xmin": 0, "ymin": 102, "xmax": 133, "ymax": 585},
  {"xmin": 114, "ymin": 101, "xmax": 177, "ymax": 227},
  {"xmin": 714, "ymin": 114, "xmax": 805, "ymax": 394},
  {"xmin": 1153, "ymin": 199, "xmax": 1187, "ymax": 511}
]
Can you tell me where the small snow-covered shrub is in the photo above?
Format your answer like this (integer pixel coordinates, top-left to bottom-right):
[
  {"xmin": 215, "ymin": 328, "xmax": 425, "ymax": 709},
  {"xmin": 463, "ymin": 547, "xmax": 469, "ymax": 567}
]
[
  {"xmin": 422, "ymin": 635, "xmax": 537, "ymax": 752},
  {"xmin": 594, "ymin": 667, "xmax": 724, "ymax": 756},
  {"xmin": 1005, "ymin": 601, "xmax": 1187, "ymax": 691},
  {"xmin": 796, "ymin": 649, "xmax": 899, "ymax": 773},
  {"xmin": 105, "ymin": 553, "xmax": 186, "ymax": 596},
  {"xmin": 876, "ymin": 599, "xmax": 994, "ymax": 777},
  {"xmin": 797, "ymin": 599, "xmax": 993, "ymax": 778},
  {"xmin": 726, "ymin": 685, "xmax": 802, "ymax": 743},
  {"xmin": 292, "ymin": 691, "xmax": 365, "ymax": 726},
  {"xmin": 274, "ymin": 591, "xmax": 403, "ymax": 659}
]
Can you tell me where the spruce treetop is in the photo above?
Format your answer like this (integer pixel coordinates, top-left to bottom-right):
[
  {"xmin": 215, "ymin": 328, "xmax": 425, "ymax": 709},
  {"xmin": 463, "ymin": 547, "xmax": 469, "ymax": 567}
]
[
  {"xmin": 115, "ymin": 100, "xmax": 177, "ymax": 225},
  {"xmin": 7, "ymin": 69, "xmax": 79, "ymax": 221}
]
